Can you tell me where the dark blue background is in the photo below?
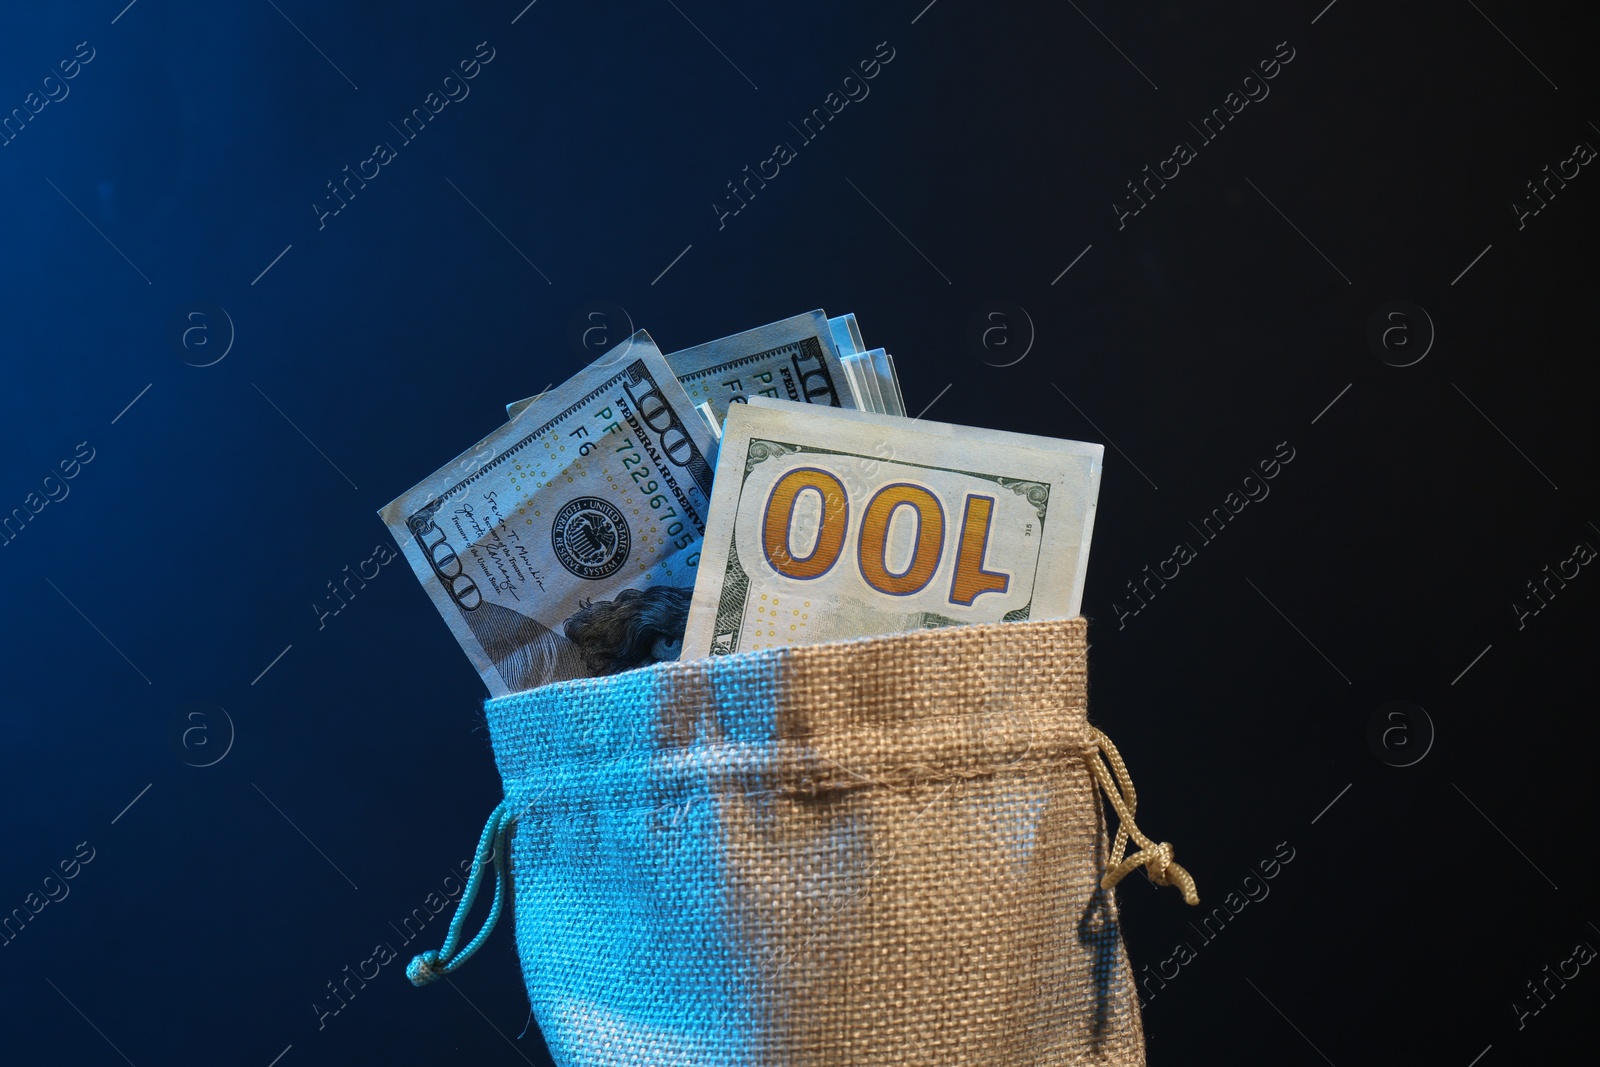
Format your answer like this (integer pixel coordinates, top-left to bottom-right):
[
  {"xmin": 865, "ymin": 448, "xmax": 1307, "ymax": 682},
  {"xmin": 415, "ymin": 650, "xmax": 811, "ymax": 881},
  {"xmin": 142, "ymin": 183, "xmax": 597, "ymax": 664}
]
[{"xmin": 2, "ymin": 1, "xmax": 1593, "ymax": 1063}]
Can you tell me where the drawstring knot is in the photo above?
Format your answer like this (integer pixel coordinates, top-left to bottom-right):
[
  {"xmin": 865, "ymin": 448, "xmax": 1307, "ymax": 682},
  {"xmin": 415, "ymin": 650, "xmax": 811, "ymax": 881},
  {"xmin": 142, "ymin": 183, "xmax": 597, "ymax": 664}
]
[
  {"xmin": 408, "ymin": 799, "xmax": 518, "ymax": 987},
  {"xmin": 1084, "ymin": 727, "xmax": 1199, "ymax": 906},
  {"xmin": 405, "ymin": 950, "xmax": 445, "ymax": 986},
  {"xmin": 1113, "ymin": 839, "xmax": 1185, "ymax": 893}
]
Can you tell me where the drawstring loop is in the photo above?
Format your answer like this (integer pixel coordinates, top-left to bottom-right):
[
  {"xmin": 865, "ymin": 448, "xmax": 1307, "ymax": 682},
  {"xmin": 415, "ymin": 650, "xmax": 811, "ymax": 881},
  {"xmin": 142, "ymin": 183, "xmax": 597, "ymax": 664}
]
[
  {"xmin": 408, "ymin": 799, "xmax": 517, "ymax": 986},
  {"xmin": 1084, "ymin": 727, "xmax": 1199, "ymax": 906}
]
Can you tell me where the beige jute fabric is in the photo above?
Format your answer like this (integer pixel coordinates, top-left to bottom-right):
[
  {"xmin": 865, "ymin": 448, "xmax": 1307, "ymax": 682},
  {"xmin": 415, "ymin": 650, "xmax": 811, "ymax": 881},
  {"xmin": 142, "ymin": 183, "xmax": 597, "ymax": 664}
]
[{"xmin": 480, "ymin": 616, "xmax": 1191, "ymax": 1066}]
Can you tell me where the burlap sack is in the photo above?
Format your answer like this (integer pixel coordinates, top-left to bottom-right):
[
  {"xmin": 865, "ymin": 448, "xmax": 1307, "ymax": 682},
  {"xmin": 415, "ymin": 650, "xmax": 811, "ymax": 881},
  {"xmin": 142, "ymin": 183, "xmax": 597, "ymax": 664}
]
[{"xmin": 408, "ymin": 616, "xmax": 1196, "ymax": 1066}]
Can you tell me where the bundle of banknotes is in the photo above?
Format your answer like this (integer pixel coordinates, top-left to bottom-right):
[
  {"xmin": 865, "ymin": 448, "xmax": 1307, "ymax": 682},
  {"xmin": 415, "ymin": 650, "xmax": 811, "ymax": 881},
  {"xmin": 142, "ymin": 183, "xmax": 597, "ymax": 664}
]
[{"xmin": 380, "ymin": 311, "xmax": 1103, "ymax": 696}]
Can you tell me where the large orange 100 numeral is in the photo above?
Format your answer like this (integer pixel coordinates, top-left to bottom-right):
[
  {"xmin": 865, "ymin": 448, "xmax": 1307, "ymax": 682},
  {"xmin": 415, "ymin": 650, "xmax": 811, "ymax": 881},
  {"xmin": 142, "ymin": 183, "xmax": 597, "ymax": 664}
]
[
  {"xmin": 762, "ymin": 467, "xmax": 849, "ymax": 579},
  {"xmin": 761, "ymin": 472, "xmax": 1015, "ymax": 605},
  {"xmin": 858, "ymin": 483, "xmax": 944, "ymax": 595}
]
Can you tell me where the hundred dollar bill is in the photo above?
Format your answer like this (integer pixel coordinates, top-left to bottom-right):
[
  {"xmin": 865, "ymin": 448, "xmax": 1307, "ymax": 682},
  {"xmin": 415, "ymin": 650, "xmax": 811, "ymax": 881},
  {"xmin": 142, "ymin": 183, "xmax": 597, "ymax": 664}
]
[
  {"xmin": 841, "ymin": 346, "xmax": 906, "ymax": 416},
  {"xmin": 381, "ymin": 331, "xmax": 717, "ymax": 696},
  {"xmin": 659, "ymin": 309, "xmax": 858, "ymax": 424},
  {"xmin": 829, "ymin": 313, "xmax": 875, "ymax": 412},
  {"xmin": 827, "ymin": 312, "xmax": 865, "ymax": 358},
  {"xmin": 842, "ymin": 351, "xmax": 884, "ymax": 414},
  {"xmin": 826, "ymin": 314, "xmax": 903, "ymax": 416},
  {"xmin": 504, "ymin": 311, "xmax": 861, "ymax": 423},
  {"xmin": 870, "ymin": 349, "xmax": 905, "ymax": 416},
  {"xmin": 681, "ymin": 397, "xmax": 1104, "ymax": 657}
]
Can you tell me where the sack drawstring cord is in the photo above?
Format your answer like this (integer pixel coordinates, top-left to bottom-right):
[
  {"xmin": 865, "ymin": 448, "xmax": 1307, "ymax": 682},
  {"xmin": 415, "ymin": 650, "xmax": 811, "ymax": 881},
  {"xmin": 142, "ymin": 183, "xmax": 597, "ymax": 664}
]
[
  {"xmin": 410, "ymin": 726, "xmax": 1192, "ymax": 990},
  {"xmin": 407, "ymin": 799, "xmax": 517, "ymax": 986},
  {"xmin": 1084, "ymin": 727, "xmax": 1200, "ymax": 905}
]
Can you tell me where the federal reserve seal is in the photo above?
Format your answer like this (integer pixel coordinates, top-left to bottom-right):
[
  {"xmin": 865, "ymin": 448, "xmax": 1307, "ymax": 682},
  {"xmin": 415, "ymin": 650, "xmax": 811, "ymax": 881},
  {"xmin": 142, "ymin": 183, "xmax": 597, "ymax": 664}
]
[{"xmin": 551, "ymin": 497, "xmax": 631, "ymax": 579}]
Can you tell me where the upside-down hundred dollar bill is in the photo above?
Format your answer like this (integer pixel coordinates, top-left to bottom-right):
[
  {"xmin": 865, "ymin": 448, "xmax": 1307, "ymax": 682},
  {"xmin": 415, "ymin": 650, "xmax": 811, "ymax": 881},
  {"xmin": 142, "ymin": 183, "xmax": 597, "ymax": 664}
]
[
  {"xmin": 681, "ymin": 397, "xmax": 1104, "ymax": 657},
  {"xmin": 381, "ymin": 330, "xmax": 717, "ymax": 696}
]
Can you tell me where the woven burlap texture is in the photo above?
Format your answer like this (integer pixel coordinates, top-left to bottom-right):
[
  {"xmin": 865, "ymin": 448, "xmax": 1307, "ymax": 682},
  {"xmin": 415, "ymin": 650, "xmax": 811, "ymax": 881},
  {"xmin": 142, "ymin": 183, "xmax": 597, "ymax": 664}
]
[{"xmin": 483, "ymin": 616, "xmax": 1145, "ymax": 1066}]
